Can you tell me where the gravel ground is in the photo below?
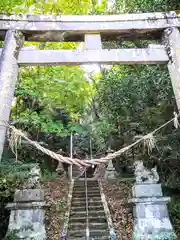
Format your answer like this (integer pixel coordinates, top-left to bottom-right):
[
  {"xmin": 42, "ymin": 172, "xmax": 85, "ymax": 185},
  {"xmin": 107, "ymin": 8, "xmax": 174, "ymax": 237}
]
[
  {"xmin": 43, "ymin": 175, "xmax": 69, "ymax": 240},
  {"xmin": 102, "ymin": 180, "xmax": 133, "ymax": 240}
]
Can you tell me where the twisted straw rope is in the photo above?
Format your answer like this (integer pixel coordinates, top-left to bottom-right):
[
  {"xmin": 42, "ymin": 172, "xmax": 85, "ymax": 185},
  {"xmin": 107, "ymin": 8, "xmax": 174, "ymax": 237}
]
[{"xmin": 4, "ymin": 115, "xmax": 177, "ymax": 168}]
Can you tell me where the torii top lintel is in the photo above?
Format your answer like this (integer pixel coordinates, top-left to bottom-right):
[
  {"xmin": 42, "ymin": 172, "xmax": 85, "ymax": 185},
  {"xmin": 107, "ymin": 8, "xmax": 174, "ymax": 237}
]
[{"xmin": 0, "ymin": 11, "xmax": 179, "ymax": 42}]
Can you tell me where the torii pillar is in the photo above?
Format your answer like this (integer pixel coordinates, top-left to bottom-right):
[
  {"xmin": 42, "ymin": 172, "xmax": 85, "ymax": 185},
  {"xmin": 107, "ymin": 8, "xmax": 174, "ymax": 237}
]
[
  {"xmin": 0, "ymin": 30, "xmax": 24, "ymax": 160},
  {"xmin": 164, "ymin": 12, "xmax": 180, "ymax": 112}
]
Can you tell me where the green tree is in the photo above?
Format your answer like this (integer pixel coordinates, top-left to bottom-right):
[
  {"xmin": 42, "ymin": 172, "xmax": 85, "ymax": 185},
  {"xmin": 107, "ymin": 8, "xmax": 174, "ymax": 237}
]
[
  {"xmin": 0, "ymin": 0, "xmax": 96, "ymax": 166},
  {"xmin": 113, "ymin": 0, "xmax": 180, "ymax": 13},
  {"xmin": 3, "ymin": 0, "xmax": 95, "ymax": 137}
]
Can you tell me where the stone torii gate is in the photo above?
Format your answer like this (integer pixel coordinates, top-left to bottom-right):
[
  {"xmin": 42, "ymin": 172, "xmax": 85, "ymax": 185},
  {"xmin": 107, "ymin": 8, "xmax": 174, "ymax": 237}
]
[{"xmin": 0, "ymin": 11, "xmax": 180, "ymax": 160}]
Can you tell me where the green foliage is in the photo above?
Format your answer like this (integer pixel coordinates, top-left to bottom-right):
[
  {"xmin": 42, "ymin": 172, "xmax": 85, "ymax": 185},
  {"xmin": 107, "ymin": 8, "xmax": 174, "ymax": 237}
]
[
  {"xmin": 4, "ymin": 230, "xmax": 20, "ymax": 240},
  {"xmin": 90, "ymin": 119, "xmax": 115, "ymax": 151},
  {"xmin": 2, "ymin": 0, "xmax": 96, "ymax": 162},
  {"xmin": 0, "ymin": 0, "xmax": 23, "ymax": 15},
  {"xmin": 0, "ymin": 162, "xmax": 37, "ymax": 199},
  {"xmin": 14, "ymin": 0, "xmax": 91, "ymax": 15},
  {"xmin": 56, "ymin": 199, "xmax": 66, "ymax": 212},
  {"xmin": 93, "ymin": 63, "xmax": 180, "ymax": 189},
  {"xmin": 113, "ymin": 0, "xmax": 180, "ymax": 13},
  {"xmin": 17, "ymin": 65, "xmax": 93, "ymax": 115},
  {"xmin": 0, "ymin": 177, "xmax": 20, "ymax": 198},
  {"xmin": 0, "ymin": 0, "xmax": 95, "ymax": 138},
  {"xmin": 42, "ymin": 169, "xmax": 58, "ymax": 182},
  {"xmin": 169, "ymin": 197, "xmax": 180, "ymax": 232},
  {"xmin": 94, "ymin": 65, "xmax": 174, "ymax": 133},
  {"xmin": 89, "ymin": 0, "xmax": 107, "ymax": 15}
]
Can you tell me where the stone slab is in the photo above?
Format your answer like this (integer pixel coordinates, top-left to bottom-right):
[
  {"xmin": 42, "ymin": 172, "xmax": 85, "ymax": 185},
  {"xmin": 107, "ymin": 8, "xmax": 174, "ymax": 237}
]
[
  {"xmin": 133, "ymin": 230, "xmax": 177, "ymax": 240},
  {"xmin": 133, "ymin": 203, "xmax": 169, "ymax": 218},
  {"xmin": 14, "ymin": 189, "xmax": 44, "ymax": 202},
  {"xmin": 8, "ymin": 209, "xmax": 46, "ymax": 239},
  {"xmin": 132, "ymin": 184, "xmax": 162, "ymax": 197},
  {"xmin": 6, "ymin": 201, "xmax": 49, "ymax": 210},
  {"xmin": 9, "ymin": 209, "xmax": 45, "ymax": 225},
  {"xmin": 134, "ymin": 217, "xmax": 173, "ymax": 231},
  {"xmin": 129, "ymin": 196, "xmax": 171, "ymax": 204}
]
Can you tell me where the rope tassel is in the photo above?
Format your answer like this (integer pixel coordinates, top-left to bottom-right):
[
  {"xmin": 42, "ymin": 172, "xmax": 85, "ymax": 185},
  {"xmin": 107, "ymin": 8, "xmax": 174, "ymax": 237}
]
[{"xmin": 143, "ymin": 133, "xmax": 157, "ymax": 154}]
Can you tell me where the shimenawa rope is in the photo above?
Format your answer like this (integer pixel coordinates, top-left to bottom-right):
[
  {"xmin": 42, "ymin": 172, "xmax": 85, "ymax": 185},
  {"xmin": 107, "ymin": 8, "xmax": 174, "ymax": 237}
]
[{"xmin": 0, "ymin": 113, "xmax": 179, "ymax": 168}]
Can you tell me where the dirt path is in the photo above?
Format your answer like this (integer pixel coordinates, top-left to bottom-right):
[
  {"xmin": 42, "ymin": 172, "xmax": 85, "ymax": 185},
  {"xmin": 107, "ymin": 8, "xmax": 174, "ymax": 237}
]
[{"xmin": 102, "ymin": 180, "xmax": 133, "ymax": 240}]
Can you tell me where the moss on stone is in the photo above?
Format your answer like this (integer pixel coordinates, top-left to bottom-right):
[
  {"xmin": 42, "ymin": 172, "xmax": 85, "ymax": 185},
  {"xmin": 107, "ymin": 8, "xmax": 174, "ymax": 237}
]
[{"xmin": 5, "ymin": 229, "xmax": 20, "ymax": 240}]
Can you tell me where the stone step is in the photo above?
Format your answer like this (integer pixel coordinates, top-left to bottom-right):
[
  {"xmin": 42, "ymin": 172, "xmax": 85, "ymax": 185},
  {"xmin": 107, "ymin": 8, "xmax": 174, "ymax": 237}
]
[
  {"xmin": 74, "ymin": 181, "xmax": 99, "ymax": 187},
  {"xmin": 72, "ymin": 196, "xmax": 101, "ymax": 202},
  {"xmin": 73, "ymin": 189, "xmax": 100, "ymax": 194},
  {"xmin": 73, "ymin": 193, "xmax": 101, "ymax": 198},
  {"xmin": 67, "ymin": 180, "xmax": 111, "ymax": 239},
  {"xmin": 88, "ymin": 205, "xmax": 104, "ymax": 210},
  {"xmin": 71, "ymin": 200, "xmax": 101, "ymax": 206},
  {"xmin": 75, "ymin": 180, "xmax": 98, "ymax": 183},
  {"xmin": 71, "ymin": 205, "xmax": 104, "ymax": 212},
  {"xmin": 91, "ymin": 236, "xmax": 110, "ymax": 240},
  {"xmin": 68, "ymin": 229, "xmax": 109, "ymax": 238},
  {"xmin": 70, "ymin": 210, "xmax": 105, "ymax": 218},
  {"xmin": 74, "ymin": 182, "xmax": 99, "ymax": 186},
  {"xmin": 74, "ymin": 181, "xmax": 98, "ymax": 186},
  {"xmin": 73, "ymin": 186, "xmax": 99, "ymax": 190},
  {"xmin": 73, "ymin": 188, "xmax": 100, "ymax": 196},
  {"xmin": 74, "ymin": 185, "xmax": 99, "ymax": 187},
  {"xmin": 74, "ymin": 181, "xmax": 98, "ymax": 184},
  {"xmin": 68, "ymin": 222, "xmax": 108, "ymax": 230},
  {"xmin": 71, "ymin": 200, "xmax": 102, "ymax": 207},
  {"xmin": 73, "ymin": 184, "xmax": 85, "ymax": 187},
  {"xmin": 87, "ymin": 193, "xmax": 101, "ymax": 197},
  {"xmin": 69, "ymin": 216, "xmax": 107, "ymax": 224},
  {"xmin": 68, "ymin": 236, "xmax": 110, "ymax": 240},
  {"xmin": 71, "ymin": 199, "xmax": 102, "ymax": 207},
  {"xmin": 73, "ymin": 191, "xmax": 101, "ymax": 195}
]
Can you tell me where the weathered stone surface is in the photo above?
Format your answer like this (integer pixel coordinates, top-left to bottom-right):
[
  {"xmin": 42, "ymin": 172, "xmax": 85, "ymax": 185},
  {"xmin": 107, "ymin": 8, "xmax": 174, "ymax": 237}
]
[
  {"xmin": 7, "ymin": 165, "xmax": 46, "ymax": 239},
  {"xmin": 131, "ymin": 201, "xmax": 177, "ymax": 239},
  {"xmin": 25, "ymin": 164, "xmax": 41, "ymax": 189},
  {"xmin": 129, "ymin": 196, "xmax": 171, "ymax": 204},
  {"xmin": 0, "ymin": 12, "xmax": 179, "ymax": 41},
  {"xmin": 84, "ymin": 34, "xmax": 102, "ymax": 50},
  {"xmin": 6, "ymin": 201, "xmax": 48, "ymax": 210},
  {"xmin": 133, "ymin": 231, "xmax": 177, "ymax": 240},
  {"xmin": 133, "ymin": 204, "xmax": 168, "ymax": 218},
  {"xmin": 134, "ymin": 161, "xmax": 159, "ymax": 184},
  {"xmin": 8, "ymin": 209, "xmax": 46, "ymax": 239},
  {"xmin": 104, "ymin": 160, "xmax": 116, "ymax": 180},
  {"xmin": 132, "ymin": 184, "xmax": 162, "ymax": 197},
  {"xmin": 3, "ymin": 48, "xmax": 168, "ymax": 66},
  {"xmin": 14, "ymin": 189, "xmax": 44, "ymax": 202},
  {"xmin": 130, "ymin": 161, "xmax": 177, "ymax": 239},
  {"xmin": 0, "ymin": 29, "xmax": 24, "ymax": 159},
  {"xmin": 134, "ymin": 217, "xmax": 173, "ymax": 231},
  {"xmin": 164, "ymin": 12, "xmax": 180, "ymax": 112}
]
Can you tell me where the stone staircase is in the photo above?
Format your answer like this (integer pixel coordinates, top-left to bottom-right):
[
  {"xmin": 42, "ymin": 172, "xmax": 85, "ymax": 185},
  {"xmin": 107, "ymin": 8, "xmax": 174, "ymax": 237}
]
[{"xmin": 67, "ymin": 180, "xmax": 110, "ymax": 239}]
